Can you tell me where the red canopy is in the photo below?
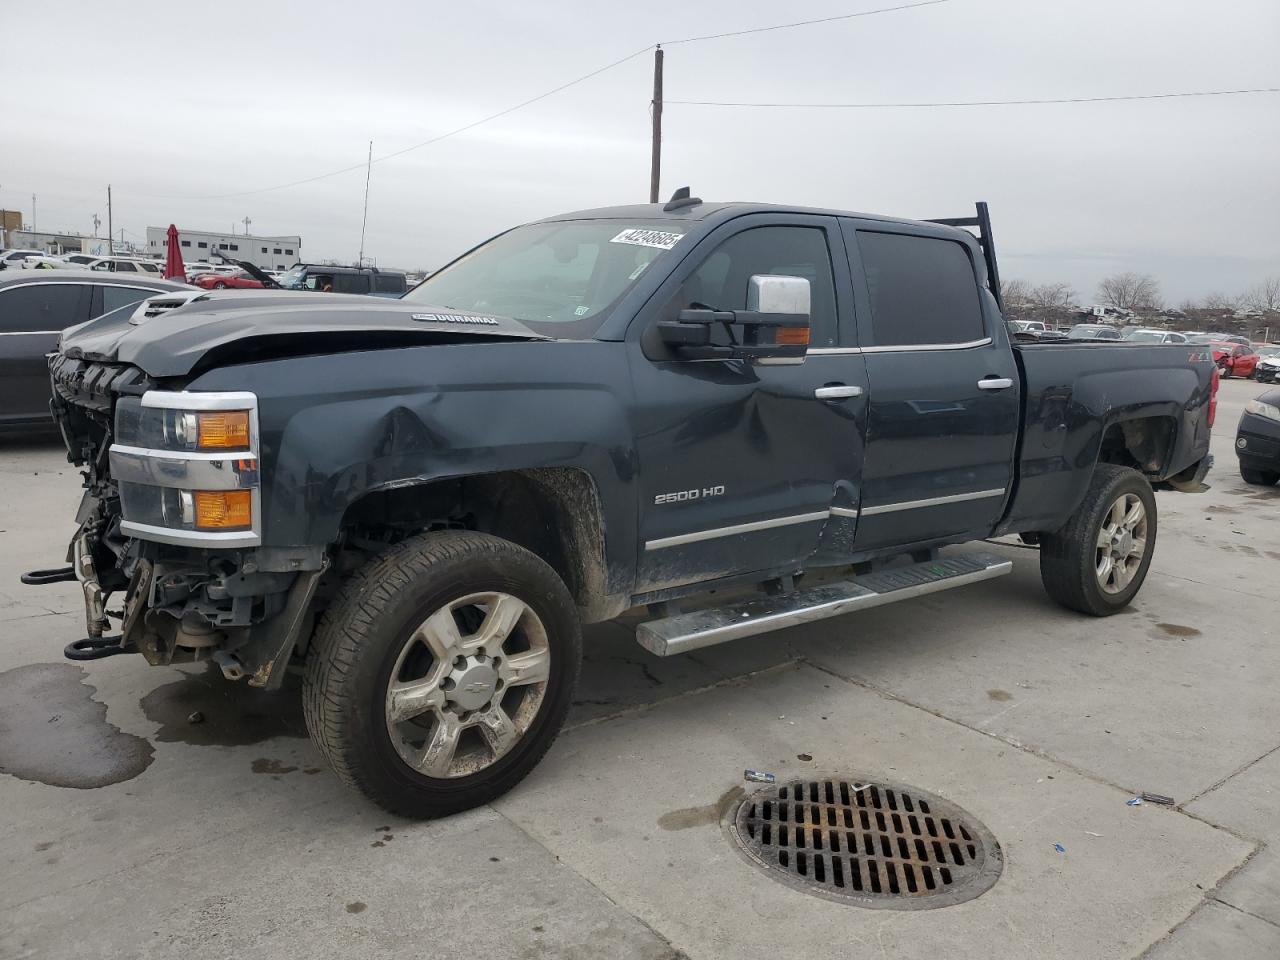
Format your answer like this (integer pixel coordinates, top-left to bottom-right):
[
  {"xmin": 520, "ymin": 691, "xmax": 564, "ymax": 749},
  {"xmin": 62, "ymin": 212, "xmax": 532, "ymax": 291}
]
[{"xmin": 163, "ymin": 223, "xmax": 185, "ymax": 281}]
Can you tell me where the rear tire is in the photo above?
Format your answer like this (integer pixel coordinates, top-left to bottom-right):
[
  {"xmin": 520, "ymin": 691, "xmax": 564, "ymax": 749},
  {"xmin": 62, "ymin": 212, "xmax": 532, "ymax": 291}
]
[
  {"xmin": 1240, "ymin": 465, "xmax": 1280, "ymax": 486},
  {"xmin": 213, "ymin": 281, "xmax": 227, "ymax": 289},
  {"xmin": 303, "ymin": 530, "xmax": 581, "ymax": 818},
  {"xmin": 1039, "ymin": 464, "xmax": 1157, "ymax": 616}
]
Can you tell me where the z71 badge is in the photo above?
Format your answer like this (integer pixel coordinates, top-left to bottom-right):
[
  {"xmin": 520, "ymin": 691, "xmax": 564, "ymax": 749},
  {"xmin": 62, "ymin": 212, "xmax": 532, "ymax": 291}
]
[{"xmin": 654, "ymin": 485, "xmax": 726, "ymax": 505}]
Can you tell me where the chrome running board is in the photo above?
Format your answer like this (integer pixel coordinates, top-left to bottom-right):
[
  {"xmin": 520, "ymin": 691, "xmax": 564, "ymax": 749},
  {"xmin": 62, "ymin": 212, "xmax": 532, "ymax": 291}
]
[{"xmin": 635, "ymin": 551, "xmax": 1012, "ymax": 657}]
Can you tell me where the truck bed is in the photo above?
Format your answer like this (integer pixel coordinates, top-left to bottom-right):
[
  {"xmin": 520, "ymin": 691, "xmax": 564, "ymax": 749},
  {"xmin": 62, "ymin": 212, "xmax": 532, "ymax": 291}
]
[{"xmin": 996, "ymin": 341, "xmax": 1215, "ymax": 534}]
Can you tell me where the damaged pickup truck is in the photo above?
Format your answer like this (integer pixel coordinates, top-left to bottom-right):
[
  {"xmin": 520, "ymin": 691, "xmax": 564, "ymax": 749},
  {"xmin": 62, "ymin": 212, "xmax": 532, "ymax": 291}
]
[{"xmin": 30, "ymin": 194, "xmax": 1217, "ymax": 817}]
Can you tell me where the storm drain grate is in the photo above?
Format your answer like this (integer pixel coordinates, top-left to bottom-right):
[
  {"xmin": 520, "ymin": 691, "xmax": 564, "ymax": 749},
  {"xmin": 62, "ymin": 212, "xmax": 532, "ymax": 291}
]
[{"xmin": 729, "ymin": 777, "xmax": 1003, "ymax": 909}]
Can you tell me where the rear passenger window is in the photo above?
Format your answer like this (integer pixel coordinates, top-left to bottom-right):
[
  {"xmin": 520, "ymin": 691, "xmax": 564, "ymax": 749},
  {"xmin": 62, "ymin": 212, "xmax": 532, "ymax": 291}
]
[
  {"xmin": 0, "ymin": 284, "xmax": 86, "ymax": 332},
  {"xmin": 99, "ymin": 285, "xmax": 152, "ymax": 316},
  {"xmin": 334, "ymin": 274, "xmax": 371, "ymax": 295},
  {"xmin": 374, "ymin": 274, "xmax": 406, "ymax": 294},
  {"xmin": 856, "ymin": 232, "xmax": 984, "ymax": 346}
]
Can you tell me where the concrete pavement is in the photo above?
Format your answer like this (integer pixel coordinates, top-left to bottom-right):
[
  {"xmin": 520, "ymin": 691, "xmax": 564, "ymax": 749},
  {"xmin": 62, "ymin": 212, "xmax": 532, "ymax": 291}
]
[{"xmin": 1, "ymin": 378, "xmax": 1276, "ymax": 958}]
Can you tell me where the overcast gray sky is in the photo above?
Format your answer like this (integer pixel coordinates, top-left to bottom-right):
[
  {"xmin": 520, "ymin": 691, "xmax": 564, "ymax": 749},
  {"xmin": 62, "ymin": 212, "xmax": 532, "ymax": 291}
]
[{"xmin": 4, "ymin": 0, "xmax": 1277, "ymax": 303}]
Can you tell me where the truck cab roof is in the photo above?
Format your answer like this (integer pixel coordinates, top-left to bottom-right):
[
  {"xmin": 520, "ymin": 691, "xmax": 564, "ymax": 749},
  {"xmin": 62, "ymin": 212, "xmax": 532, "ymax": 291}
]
[{"xmin": 540, "ymin": 200, "xmax": 971, "ymax": 239}]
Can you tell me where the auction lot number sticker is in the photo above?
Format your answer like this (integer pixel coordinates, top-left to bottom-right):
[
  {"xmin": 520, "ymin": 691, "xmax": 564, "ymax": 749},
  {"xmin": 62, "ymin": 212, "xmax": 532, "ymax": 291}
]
[{"xmin": 610, "ymin": 228, "xmax": 684, "ymax": 250}]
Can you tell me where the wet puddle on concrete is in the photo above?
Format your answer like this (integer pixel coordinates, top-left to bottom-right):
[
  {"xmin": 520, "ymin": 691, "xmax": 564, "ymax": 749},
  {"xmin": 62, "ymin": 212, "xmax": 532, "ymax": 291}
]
[
  {"xmin": 657, "ymin": 784, "xmax": 746, "ymax": 831},
  {"xmin": 0, "ymin": 662, "xmax": 154, "ymax": 788},
  {"xmin": 139, "ymin": 666, "xmax": 307, "ymax": 746}
]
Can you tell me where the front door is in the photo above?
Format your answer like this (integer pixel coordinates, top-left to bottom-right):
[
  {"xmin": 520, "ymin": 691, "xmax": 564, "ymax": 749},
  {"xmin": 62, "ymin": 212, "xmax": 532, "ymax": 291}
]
[
  {"xmin": 841, "ymin": 221, "xmax": 1019, "ymax": 554},
  {"xmin": 627, "ymin": 214, "xmax": 869, "ymax": 594}
]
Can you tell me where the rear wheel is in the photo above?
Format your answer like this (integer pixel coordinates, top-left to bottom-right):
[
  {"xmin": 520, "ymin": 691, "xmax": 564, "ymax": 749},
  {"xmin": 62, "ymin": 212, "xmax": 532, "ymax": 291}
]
[
  {"xmin": 303, "ymin": 530, "xmax": 581, "ymax": 818},
  {"xmin": 1240, "ymin": 465, "xmax": 1280, "ymax": 486},
  {"xmin": 213, "ymin": 280, "xmax": 228, "ymax": 289},
  {"xmin": 1039, "ymin": 464, "xmax": 1157, "ymax": 616}
]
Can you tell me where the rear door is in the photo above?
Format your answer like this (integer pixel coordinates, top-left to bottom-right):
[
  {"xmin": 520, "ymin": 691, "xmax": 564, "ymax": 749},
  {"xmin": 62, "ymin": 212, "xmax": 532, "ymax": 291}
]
[
  {"xmin": 0, "ymin": 282, "xmax": 92, "ymax": 422},
  {"xmin": 628, "ymin": 214, "xmax": 869, "ymax": 594},
  {"xmin": 842, "ymin": 221, "xmax": 1018, "ymax": 553}
]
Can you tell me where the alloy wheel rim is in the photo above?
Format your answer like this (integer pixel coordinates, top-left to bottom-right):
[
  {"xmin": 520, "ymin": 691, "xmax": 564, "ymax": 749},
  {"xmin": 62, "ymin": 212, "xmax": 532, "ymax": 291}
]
[
  {"xmin": 384, "ymin": 591, "xmax": 550, "ymax": 779},
  {"xmin": 1095, "ymin": 493, "xmax": 1147, "ymax": 594}
]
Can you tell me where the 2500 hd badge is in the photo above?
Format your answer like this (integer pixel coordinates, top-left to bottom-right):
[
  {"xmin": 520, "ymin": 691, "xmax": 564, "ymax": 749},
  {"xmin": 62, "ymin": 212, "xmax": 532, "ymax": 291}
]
[{"xmin": 654, "ymin": 485, "xmax": 727, "ymax": 505}]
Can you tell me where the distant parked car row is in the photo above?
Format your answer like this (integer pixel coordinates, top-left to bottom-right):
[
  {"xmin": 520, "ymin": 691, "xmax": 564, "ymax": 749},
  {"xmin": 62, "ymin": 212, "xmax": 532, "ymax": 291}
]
[{"xmin": 0, "ymin": 249, "xmax": 166, "ymax": 275}]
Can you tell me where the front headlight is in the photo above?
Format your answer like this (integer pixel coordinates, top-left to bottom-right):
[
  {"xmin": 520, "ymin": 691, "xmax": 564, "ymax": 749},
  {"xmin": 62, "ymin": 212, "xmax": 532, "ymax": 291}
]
[
  {"xmin": 1245, "ymin": 398, "xmax": 1280, "ymax": 423},
  {"xmin": 110, "ymin": 391, "xmax": 261, "ymax": 546}
]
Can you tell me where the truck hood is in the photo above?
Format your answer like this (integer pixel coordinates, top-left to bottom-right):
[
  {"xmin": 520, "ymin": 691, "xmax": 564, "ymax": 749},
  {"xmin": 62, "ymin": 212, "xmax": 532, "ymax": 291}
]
[{"xmin": 60, "ymin": 291, "xmax": 551, "ymax": 378}]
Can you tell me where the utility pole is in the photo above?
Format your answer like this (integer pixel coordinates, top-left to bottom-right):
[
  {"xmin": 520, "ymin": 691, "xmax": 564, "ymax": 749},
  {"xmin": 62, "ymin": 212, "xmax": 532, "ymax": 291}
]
[
  {"xmin": 92, "ymin": 213, "xmax": 101, "ymax": 237},
  {"xmin": 242, "ymin": 216, "xmax": 252, "ymax": 236},
  {"xmin": 107, "ymin": 185, "xmax": 113, "ymax": 253},
  {"xmin": 358, "ymin": 140, "xmax": 372, "ymax": 267},
  {"xmin": 649, "ymin": 46, "xmax": 663, "ymax": 204},
  {"xmin": 31, "ymin": 194, "xmax": 36, "ymax": 230}
]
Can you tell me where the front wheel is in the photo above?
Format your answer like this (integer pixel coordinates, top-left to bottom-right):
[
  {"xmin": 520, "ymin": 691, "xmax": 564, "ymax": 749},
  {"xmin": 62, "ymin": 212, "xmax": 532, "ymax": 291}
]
[
  {"xmin": 303, "ymin": 530, "xmax": 581, "ymax": 818},
  {"xmin": 1039, "ymin": 464, "xmax": 1157, "ymax": 616},
  {"xmin": 1218, "ymin": 361, "xmax": 1232, "ymax": 379}
]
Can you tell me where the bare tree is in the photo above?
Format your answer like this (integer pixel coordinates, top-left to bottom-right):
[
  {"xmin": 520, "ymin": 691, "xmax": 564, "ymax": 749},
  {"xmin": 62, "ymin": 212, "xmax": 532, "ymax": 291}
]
[
  {"xmin": 1000, "ymin": 278, "xmax": 1032, "ymax": 307},
  {"xmin": 1097, "ymin": 272, "xmax": 1162, "ymax": 312},
  {"xmin": 1028, "ymin": 282, "xmax": 1076, "ymax": 309},
  {"xmin": 1244, "ymin": 276, "xmax": 1280, "ymax": 312},
  {"xmin": 1199, "ymin": 291, "xmax": 1239, "ymax": 310}
]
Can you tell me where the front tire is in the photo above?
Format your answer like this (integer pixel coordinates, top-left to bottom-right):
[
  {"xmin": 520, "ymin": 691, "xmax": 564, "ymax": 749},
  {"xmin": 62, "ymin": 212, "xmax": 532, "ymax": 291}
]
[
  {"xmin": 303, "ymin": 530, "xmax": 581, "ymax": 818},
  {"xmin": 1039, "ymin": 464, "xmax": 1157, "ymax": 616}
]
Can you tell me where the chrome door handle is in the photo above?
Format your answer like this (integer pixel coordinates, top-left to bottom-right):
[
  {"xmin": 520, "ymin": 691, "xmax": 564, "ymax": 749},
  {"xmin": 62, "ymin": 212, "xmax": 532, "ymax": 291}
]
[
  {"xmin": 814, "ymin": 385, "xmax": 864, "ymax": 400},
  {"xmin": 978, "ymin": 378, "xmax": 1014, "ymax": 390}
]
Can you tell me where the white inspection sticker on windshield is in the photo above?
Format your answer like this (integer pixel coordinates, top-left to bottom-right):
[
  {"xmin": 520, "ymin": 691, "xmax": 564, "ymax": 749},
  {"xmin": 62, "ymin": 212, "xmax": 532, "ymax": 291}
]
[{"xmin": 610, "ymin": 228, "xmax": 683, "ymax": 250}]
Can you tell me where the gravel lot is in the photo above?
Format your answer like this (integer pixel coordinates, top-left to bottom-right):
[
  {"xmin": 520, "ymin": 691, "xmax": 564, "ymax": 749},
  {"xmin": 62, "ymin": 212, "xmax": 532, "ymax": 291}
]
[{"xmin": 1, "ymin": 378, "xmax": 1277, "ymax": 959}]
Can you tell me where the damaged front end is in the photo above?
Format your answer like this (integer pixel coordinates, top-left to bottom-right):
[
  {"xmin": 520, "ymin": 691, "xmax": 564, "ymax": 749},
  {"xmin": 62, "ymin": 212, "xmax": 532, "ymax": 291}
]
[{"xmin": 30, "ymin": 356, "xmax": 323, "ymax": 687}]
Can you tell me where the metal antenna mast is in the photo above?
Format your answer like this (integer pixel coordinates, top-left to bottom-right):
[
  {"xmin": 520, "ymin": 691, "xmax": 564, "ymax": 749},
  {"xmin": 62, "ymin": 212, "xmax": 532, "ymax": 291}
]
[{"xmin": 358, "ymin": 140, "xmax": 373, "ymax": 266}]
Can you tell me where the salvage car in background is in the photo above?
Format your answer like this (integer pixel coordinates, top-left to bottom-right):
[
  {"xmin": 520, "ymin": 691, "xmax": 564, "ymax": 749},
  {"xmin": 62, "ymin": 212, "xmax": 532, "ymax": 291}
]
[
  {"xmin": 1216, "ymin": 342, "xmax": 1259, "ymax": 379},
  {"xmin": 192, "ymin": 269, "xmax": 264, "ymax": 290},
  {"xmin": 86, "ymin": 257, "xmax": 165, "ymax": 276},
  {"xmin": 276, "ymin": 262, "xmax": 408, "ymax": 297},
  {"xmin": 0, "ymin": 271, "xmax": 189, "ymax": 427},
  {"xmin": 1236, "ymin": 388, "xmax": 1280, "ymax": 486},
  {"xmin": 1252, "ymin": 344, "xmax": 1280, "ymax": 383},
  {"xmin": 1067, "ymin": 323, "xmax": 1122, "ymax": 340},
  {"xmin": 1126, "ymin": 329, "xmax": 1187, "ymax": 344},
  {"xmin": 0, "ymin": 249, "xmax": 47, "ymax": 269}
]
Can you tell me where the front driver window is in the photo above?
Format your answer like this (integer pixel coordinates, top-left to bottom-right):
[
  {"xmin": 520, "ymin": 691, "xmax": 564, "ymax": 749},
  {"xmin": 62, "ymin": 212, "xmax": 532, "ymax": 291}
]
[{"xmin": 664, "ymin": 226, "xmax": 837, "ymax": 347}]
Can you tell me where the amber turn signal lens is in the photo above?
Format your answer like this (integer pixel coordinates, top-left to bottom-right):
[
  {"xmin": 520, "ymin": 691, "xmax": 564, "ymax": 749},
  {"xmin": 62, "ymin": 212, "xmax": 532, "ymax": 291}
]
[
  {"xmin": 776, "ymin": 325, "xmax": 811, "ymax": 346},
  {"xmin": 193, "ymin": 490, "xmax": 253, "ymax": 530},
  {"xmin": 197, "ymin": 411, "xmax": 251, "ymax": 450}
]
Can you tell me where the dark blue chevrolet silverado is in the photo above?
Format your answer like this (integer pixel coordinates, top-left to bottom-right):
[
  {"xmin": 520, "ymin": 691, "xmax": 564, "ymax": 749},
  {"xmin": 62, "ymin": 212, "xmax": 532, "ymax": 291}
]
[{"xmin": 31, "ymin": 195, "xmax": 1217, "ymax": 816}]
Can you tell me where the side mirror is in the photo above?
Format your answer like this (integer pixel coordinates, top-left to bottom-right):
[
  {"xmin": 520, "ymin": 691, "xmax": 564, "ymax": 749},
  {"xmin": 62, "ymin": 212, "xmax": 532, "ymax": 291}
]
[{"xmin": 658, "ymin": 274, "xmax": 811, "ymax": 363}]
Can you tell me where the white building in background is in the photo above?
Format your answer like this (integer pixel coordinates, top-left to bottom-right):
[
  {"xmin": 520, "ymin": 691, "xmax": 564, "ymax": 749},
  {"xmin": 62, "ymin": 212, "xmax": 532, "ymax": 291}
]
[{"xmin": 145, "ymin": 227, "xmax": 302, "ymax": 271}]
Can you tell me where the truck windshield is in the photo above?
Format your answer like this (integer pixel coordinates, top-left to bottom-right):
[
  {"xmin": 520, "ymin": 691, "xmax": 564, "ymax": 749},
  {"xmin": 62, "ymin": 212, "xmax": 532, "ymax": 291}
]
[{"xmin": 403, "ymin": 219, "xmax": 688, "ymax": 337}]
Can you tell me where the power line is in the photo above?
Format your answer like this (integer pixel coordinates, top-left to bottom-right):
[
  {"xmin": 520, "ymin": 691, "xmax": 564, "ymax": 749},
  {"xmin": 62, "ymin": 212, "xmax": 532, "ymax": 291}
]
[
  {"xmin": 169, "ymin": 44, "xmax": 654, "ymax": 201},
  {"xmin": 669, "ymin": 86, "xmax": 1280, "ymax": 109},
  {"xmin": 661, "ymin": 0, "xmax": 949, "ymax": 45},
  {"xmin": 142, "ymin": 1, "xmax": 952, "ymax": 201}
]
